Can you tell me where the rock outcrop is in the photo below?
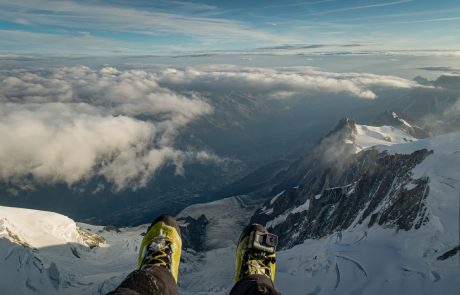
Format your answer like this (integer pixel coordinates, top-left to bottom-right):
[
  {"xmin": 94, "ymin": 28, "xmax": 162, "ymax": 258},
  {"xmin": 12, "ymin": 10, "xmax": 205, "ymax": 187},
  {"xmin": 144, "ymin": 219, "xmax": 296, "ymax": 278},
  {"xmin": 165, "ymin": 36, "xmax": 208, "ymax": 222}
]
[
  {"xmin": 251, "ymin": 119, "xmax": 433, "ymax": 249},
  {"xmin": 178, "ymin": 214, "xmax": 209, "ymax": 251}
]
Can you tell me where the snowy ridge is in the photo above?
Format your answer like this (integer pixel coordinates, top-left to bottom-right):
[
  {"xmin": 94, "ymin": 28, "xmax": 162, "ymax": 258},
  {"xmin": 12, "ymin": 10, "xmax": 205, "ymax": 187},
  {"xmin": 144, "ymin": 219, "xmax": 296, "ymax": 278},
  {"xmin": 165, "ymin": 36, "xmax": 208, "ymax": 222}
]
[
  {"xmin": 352, "ymin": 123, "xmax": 416, "ymax": 152},
  {"xmin": 267, "ymin": 199, "xmax": 311, "ymax": 228},
  {"xmin": 383, "ymin": 131, "xmax": 460, "ymax": 245},
  {"xmin": 250, "ymin": 129, "xmax": 460, "ymax": 294},
  {"xmin": 273, "ymin": 128, "xmax": 460, "ymax": 293},
  {"xmin": 0, "ymin": 206, "xmax": 144, "ymax": 295},
  {"xmin": 0, "ymin": 195, "xmax": 262, "ymax": 295},
  {"xmin": 392, "ymin": 111, "xmax": 412, "ymax": 128},
  {"xmin": 0, "ymin": 206, "xmax": 86, "ymax": 249}
]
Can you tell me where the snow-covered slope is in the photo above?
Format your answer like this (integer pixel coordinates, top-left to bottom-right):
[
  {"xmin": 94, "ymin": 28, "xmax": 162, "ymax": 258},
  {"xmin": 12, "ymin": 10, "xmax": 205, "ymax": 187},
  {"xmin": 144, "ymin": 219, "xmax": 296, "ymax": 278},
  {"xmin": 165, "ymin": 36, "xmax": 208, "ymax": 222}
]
[
  {"xmin": 272, "ymin": 135, "xmax": 460, "ymax": 295},
  {"xmin": 178, "ymin": 195, "xmax": 260, "ymax": 249},
  {"xmin": 1, "ymin": 126, "xmax": 459, "ymax": 295},
  {"xmin": 275, "ymin": 228, "xmax": 459, "ymax": 295},
  {"xmin": 338, "ymin": 117, "xmax": 417, "ymax": 152},
  {"xmin": 352, "ymin": 124, "xmax": 416, "ymax": 152},
  {"xmin": 0, "ymin": 195, "xmax": 262, "ymax": 295},
  {"xmin": 0, "ymin": 206, "xmax": 144, "ymax": 295},
  {"xmin": 177, "ymin": 132, "xmax": 460, "ymax": 295},
  {"xmin": 250, "ymin": 128, "xmax": 460, "ymax": 294},
  {"xmin": 0, "ymin": 206, "xmax": 88, "ymax": 248}
]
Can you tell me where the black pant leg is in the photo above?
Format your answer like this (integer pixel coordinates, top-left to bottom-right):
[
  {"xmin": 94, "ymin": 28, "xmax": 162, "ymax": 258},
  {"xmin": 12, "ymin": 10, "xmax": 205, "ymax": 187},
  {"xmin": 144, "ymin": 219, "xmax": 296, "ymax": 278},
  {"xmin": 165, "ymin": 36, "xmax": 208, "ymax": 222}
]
[
  {"xmin": 107, "ymin": 266, "xmax": 178, "ymax": 295},
  {"xmin": 229, "ymin": 274, "xmax": 281, "ymax": 295}
]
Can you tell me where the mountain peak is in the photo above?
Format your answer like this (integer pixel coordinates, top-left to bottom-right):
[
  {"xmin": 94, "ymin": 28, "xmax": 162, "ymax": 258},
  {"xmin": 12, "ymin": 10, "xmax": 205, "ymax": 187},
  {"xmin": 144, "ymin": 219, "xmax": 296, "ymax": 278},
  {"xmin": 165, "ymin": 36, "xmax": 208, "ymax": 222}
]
[
  {"xmin": 328, "ymin": 117, "xmax": 358, "ymax": 137},
  {"xmin": 322, "ymin": 117, "xmax": 417, "ymax": 154},
  {"xmin": 413, "ymin": 75, "xmax": 430, "ymax": 85}
]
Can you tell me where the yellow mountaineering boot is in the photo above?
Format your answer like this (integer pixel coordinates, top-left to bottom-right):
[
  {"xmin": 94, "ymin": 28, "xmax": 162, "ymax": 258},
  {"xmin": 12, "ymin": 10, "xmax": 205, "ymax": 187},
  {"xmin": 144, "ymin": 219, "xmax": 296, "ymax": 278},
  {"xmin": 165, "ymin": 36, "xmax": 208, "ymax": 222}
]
[
  {"xmin": 234, "ymin": 224, "xmax": 278, "ymax": 283},
  {"xmin": 137, "ymin": 215, "xmax": 182, "ymax": 282}
]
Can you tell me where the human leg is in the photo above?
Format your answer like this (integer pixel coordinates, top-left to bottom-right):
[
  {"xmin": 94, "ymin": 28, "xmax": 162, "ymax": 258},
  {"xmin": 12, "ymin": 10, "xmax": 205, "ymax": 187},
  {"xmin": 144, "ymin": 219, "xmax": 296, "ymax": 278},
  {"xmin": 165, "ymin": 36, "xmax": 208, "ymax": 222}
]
[
  {"xmin": 107, "ymin": 266, "xmax": 177, "ymax": 295},
  {"xmin": 107, "ymin": 215, "xmax": 182, "ymax": 295},
  {"xmin": 230, "ymin": 224, "xmax": 281, "ymax": 295}
]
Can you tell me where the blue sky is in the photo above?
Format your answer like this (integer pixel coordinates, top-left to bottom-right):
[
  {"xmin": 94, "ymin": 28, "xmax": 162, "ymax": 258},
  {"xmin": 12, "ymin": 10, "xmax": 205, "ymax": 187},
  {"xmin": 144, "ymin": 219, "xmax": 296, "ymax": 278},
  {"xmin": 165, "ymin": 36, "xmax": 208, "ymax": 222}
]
[{"xmin": 0, "ymin": 0, "xmax": 460, "ymax": 56}]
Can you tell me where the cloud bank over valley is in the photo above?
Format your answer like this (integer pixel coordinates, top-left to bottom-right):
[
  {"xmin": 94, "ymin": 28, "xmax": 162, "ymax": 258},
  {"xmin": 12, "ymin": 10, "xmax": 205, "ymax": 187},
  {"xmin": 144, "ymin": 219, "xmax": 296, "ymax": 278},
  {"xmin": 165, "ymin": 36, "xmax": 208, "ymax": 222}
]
[
  {"xmin": 0, "ymin": 65, "xmax": 424, "ymax": 191},
  {"xmin": 0, "ymin": 66, "xmax": 214, "ymax": 191}
]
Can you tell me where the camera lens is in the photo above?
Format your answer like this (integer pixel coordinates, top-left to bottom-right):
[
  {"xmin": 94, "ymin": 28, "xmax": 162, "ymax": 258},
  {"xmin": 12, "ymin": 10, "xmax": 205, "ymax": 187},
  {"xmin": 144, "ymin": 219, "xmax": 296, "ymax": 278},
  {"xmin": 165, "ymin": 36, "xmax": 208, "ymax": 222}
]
[{"xmin": 266, "ymin": 234, "xmax": 277, "ymax": 247}]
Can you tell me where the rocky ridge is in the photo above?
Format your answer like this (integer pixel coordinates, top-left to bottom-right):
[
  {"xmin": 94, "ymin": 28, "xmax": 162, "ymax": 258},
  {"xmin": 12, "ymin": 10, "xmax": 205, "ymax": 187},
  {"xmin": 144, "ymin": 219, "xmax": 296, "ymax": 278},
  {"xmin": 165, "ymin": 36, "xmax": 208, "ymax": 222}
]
[{"xmin": 251, "ymin": 119, "xmax": 434, "ymax": 248}]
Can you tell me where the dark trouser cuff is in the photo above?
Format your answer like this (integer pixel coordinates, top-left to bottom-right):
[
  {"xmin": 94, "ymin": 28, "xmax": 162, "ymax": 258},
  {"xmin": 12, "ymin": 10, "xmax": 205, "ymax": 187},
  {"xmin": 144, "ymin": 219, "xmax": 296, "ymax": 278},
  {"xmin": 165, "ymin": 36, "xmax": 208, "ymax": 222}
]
[
  {"xmin": 107, "ymin": 266, "xmax": 178, "ymax": 295},
  {"xmin": 230, "ymin": 274, "xmax": 281, "ymax": 295}
]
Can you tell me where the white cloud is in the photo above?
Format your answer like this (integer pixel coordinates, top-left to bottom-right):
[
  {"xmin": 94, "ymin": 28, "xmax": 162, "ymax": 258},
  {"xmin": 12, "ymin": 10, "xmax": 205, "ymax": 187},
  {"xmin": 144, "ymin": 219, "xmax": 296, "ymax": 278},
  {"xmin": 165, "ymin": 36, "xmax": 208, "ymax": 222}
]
[
  {"xmin": 0, "ymin": 66, "xmax": 213, "ymax": 191},
  {"xmin": 302, "ymin": 0, "xmax": 415, "ymax": 16},
  {"xmin": 0, "ymin": 29, "xmax": 126, "ymax": 55},
  {"xmin": 154, "ymin": 66, "xmax": 421, "ymax": 99},
  {"xmin": 0, "ymin": 65, "xmax": 422, "ymax": 190},
  {"xmin": 0, "ymin": 103, "xmax": 155, "ymax": 188}
]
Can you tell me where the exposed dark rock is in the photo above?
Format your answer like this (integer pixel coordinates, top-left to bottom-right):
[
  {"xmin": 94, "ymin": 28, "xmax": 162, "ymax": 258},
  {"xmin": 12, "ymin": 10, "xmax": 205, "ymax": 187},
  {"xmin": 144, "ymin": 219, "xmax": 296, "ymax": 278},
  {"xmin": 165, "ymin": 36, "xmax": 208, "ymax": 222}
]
[
  {"xmin": 271, "ymin": 118, "xmax": 358, "ymax": 193},
  {"xmin": 102, "ymin": 225, "xmax": 121, "ymax": 233},
  {"xmin": 251, "ymin": 118, "xmax": 434, "ymax": 249},
  {"xmin": 70, "ymin": 246, "xmax": 81, "ymax": 258},
  {"xmin": 3, "ymin": 227, "xmax": 34, "ymax": 249},
  {"xmin": 178, "ymin": 214, "xmax": 209, "ymax": 251},
  {"xmin": 437, "ymin": 245, "xmax": 460, "ymax": 261},
  {"xmin": 77, "ymin": 227, "xmax": 105, "ymax": 249},
  {"xmin": 434, "ymin": 75, "xmax": 460, "ymax": 90},
  {"xmin": 413, "ymin": 76, "xmax": 429, "ymax": 85}
]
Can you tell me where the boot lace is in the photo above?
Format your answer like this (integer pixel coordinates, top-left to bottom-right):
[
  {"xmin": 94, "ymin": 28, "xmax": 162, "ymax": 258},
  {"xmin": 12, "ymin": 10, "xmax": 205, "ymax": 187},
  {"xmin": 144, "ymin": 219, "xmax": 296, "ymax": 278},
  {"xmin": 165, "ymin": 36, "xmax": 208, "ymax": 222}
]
[
  {"xmin": 140, "ymin": 235, "xmax": 173, "ymax": 270},
  {"xmin": 242, "ymin": 251, "xmax": 276, "ymax": 278}
]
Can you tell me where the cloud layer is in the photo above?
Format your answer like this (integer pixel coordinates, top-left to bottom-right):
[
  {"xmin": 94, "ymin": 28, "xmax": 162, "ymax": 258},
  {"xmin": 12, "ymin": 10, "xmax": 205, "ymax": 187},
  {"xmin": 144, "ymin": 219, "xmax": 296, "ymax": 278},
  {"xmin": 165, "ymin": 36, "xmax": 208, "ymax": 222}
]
[
  {"xmin": 0, "ymin": 66, "xmax": 213, "ymax": 190},
  {"xmin": 154, "ymin": 65, "xmax": 420, "ymax": 99},
  {"xmin": 0, "ymin": 65, "xmax": 421, "ymax": 190}
]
